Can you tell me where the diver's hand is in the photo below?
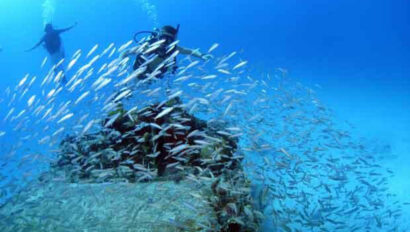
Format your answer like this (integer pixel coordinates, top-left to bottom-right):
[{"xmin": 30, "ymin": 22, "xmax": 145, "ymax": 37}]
[{"xmin": 201, "ymin": 54, "xmax": 213, "ymax": 61}]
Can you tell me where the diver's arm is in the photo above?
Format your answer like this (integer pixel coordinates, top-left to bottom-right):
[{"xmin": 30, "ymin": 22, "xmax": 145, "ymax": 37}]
[
  {"xmin": 25, "ymin": 37, "xmax": 44, "ymax": 52},
  {"xmin": 120, "ymin": 47, "xmax": 139, "ymax": 59},
  {"xmin": 177, "ymin": 46, "xmax": 213, "ymax": 61},
  {"xmin": 57, "ymin": 22, "xmax": 78, "ymax": 33},
  {"xmin": 120, "ymin": 50, "xmax": 132, "ymax": 59}
]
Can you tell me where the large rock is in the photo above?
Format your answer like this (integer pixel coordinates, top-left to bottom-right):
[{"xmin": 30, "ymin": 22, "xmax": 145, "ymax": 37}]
[{"xmin": 54, "ymin": 97, "xmax": 241, "ymax": 183}]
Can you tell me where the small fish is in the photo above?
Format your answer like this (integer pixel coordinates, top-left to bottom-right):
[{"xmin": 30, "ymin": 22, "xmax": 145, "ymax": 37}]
[
  {"xmin": 118, "ymin": 40, "xmax": 133, "ymax": 53},
  {"xmin": 167, "ymin": 40, "xmax": 180, "ymax": 50},
  {"xmin": 40, "ymin": 57, "xmax": 48, "ymax": 68},
  {"xmin": 143, "ymin": 43, "xmax": 163, "ymax": 55},
  {"xmin": 116, "ymin": 67, "xmax": 146, "ymax": 86},
  {"xmin": 168, "ymin": 90, "xmax": 183, "ymax": 100},
  {"xmin": 108, "ymin": 47, "xmax": 117, "ymax": 58},
  {"xmin": 223, "ymin": 102, "xmax": 232, "ymax": 116},
  {"xmin": 68, "ymin": 79, "xmax": 83, "ymax": 92},
  {"xmin": 170, "ymin": 144, "xmax": 189, "ymax": 154},
  {"xmin": 101, "ymin": 43, "xmax": 114, "ymax": 56},
  {"xmin": 54, "ymin": 58, "xmax": 65, "ymax": 69},
  {"xmin": 189, "ymin": 193, "xmax": 202, "ymax": 199},
  {"xmin": 201, "ymin": 74, "xmax": 217, "ymax": 80},
  {"xmin": 52, "ymin": 127, "xmax": 65, "ymax": 137},
  {"xmin": 94, "ymin": 78, "xmax": 112, "ymax": 91},
  {"xmin": 67, "ymin": 56, "xmax": 80, "ymax": 71},
  {"xmin": 27, "ymin": 95, "xmax": 36, "ymax": 107},
  {"xmin": 280, "ymin": 148, "xmax": 293, "ymax": 159},
  {"xmin": 87, "ymin": 44, "xmax": 99, "ymax": 58},
  {"xmin": 38, "ymin": 136, "xmax": 50, "ymax": 144},
  {"xmin": 218, "ymin": 69, "xmax": 231, "ymax": 75},
  {"xmin": 233, "ymin": 60, "xmax": 247, "ymax": 70},
  {"xmin": 166, "ymin": 162, "xmax": 180, "ymax": 169},
  {"xmin": 104, "ymin": 113, "xmax": 121, "ymax": 128},
  {"xmin": 75, "ymin": 91, "xmax": 90, "ymax": 105},
  {"xmin": 146, "ymin": 87, "xmax": 161, "ymax": 97},
  {"xmin": 41, "ymin": 108, "xmax": 53, "ymax": 120},
  {"xmin": 219, "ymin": 51, "xmax": 237, "ymax": 64},
  {"xmin": 178, "ymin": 60, "xmax": 199, "ymax": 75},
  {"xmin": 149, "ymin": 123, "xmax": 163, "ymax": 130},
  {"xmin": 187, "ymin": 130, "xmax": 204, "ymax": 138},
  {"xmin": 13, "ymin": 109, "xmax": 26, "ymax": 120},
  {"xmin": 208, "ymin": 43, "xmax": 219, "ymax": 53},
  {"xmin": 126, "ymin": 106, "xmax": 138, "ymax": 116},
  {"xmin": 216, "ymin": 130, "xmax": 232, "ymax": 136},
  {"xmin": 3, "ymin": 108, "xmax": 15, "ymax": 122},
  {"xmin": 174, "ymin": 75, "xmax": 192, "ymax": 82},
  {"xmin": 113, "ymin": 89, "xmax": 131, "ymax": 102},
  {"xmin": 155, "ymin": 107, "xmax": 174, "ymax": 120},
  {"xmin": 28, "ymin": 76, "xmax": 37, "ymax": 87},
  {"xmin": 82, "ymin": 120, "xmax": 95, "ymax": 135},
  {"xmin": 72, "ymin": 49, "xmax": 82, "ymax": 59},
  {"xmin": 57, "ymin": 113, "xmax": 74, "ymax": 124},
  {"xmin": 0, "ymin": 131, "xmax": 5, "ymax": 137},
  {"xmin": 149, "ymin": 39, "xmax": 166, "ymax": 48},
  {"xmin": 54, "ymin": 71, "xmax": 64, "ymax": 83},
  {"xmin": 194, "ymin": 140, "xmax": 211, "ymax": 146},
  {"xmin": 18, "ymin": 74, "xmax": 29, "ymax": 88},
  {"xmin": 88, "ymin": 55, "xmax": 100, "ymax": 67},
  {"xmin": 186, "ymin": 60, "xmax": 200, "ymax": 69}
]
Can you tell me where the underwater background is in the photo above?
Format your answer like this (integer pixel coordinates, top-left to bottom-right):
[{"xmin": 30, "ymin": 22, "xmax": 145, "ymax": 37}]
[{"xmin": 0, "ymin": 0, "xmax": 409, "ymax": 231}]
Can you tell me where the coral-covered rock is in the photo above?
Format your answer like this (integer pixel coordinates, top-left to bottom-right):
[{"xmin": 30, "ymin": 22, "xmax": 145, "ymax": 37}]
[{"xmin": 54, "ymin": 97, "xmax": 241, "ymax": 183}]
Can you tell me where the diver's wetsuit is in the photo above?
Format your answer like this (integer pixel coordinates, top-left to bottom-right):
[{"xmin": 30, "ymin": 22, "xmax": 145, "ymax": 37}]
[
  {"xmin": 44, "ymin": 30, "xmax": 66, "ymax": 81},
  {"xmin": 126, "ymin": 25, "xmax": 210, "ymax": 81},
  {"xmin": 27, "ymin": 24, "xmax": 76, "ymax": 84},
  {"xmin": 133, "ymin": 45, "xmax": 178, "ymax": 80},
  {"xmin": 44, "ymin": 30, "xmax": 62, "ymax": 54},
  {"xmin": 131, "ymin": 26, "xmax": 180, "ymax": 80},
  {"xmin": 132, "ymin": 37, "xmax": 178, "ymax": 80}
]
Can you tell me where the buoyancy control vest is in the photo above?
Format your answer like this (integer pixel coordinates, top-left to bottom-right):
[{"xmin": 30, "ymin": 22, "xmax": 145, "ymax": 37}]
[{"xmin": 132, "ymin": 25, "xmax": 179, "ymax": 79}]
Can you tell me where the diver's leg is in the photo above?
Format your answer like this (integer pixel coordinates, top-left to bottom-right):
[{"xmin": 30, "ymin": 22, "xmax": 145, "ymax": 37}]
[
  {"xmin": 55, "ymin": 65, "xmax": 67, "ymax": 85},
  {"xmin": 50, "ymin": 51, "xmax": 67, "ymax": 84},
  {"xmin": 58, "ymin": 49, "xmax": 67, "ymax": 84}
]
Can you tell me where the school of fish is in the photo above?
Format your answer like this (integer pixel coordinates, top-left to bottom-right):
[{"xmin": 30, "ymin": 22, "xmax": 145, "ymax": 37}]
[{"xmin": 0, "ymin": 39, "xmax": 408, "ymax": 232}]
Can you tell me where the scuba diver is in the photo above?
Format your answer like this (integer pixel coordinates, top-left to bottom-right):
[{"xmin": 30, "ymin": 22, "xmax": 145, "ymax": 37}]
[
  {"xmin": 121, "ymin": 25, "xmax": 213, "ymax": 81},
  {"xmin": 26, "ymin": 22, "xmax": 78, "ymax": 84}
]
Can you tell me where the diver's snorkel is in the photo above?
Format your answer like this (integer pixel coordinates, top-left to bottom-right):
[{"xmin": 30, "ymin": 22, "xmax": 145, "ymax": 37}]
[
  {"xmin": 133, "ymin": 30, "xmax": 158, "ymax": 44},
  {"xmin": 133, "ymin": 24, "xmax": 180, "ymax": 44}
]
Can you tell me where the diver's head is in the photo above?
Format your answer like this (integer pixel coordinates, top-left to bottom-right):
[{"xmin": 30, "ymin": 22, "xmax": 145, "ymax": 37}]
[
  {"xmin": 159, "ymin": 25, "xmax": 179, "ymax": 41},
  {"xmin": 44, "ymin": 23, "xmax": 54, "ymax": 33}
]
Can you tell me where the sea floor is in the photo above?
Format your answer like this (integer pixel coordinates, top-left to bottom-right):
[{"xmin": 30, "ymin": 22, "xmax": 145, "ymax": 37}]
[{"xmin": 0, "ymin": 178, "xmax": 214, "ymax": 232}]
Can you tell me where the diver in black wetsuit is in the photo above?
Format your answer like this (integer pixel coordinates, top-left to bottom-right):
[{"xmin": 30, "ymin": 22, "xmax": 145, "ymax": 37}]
[
  {"xmin": 121, "ymin": 25, "xmax": 213, "ymax": 81},
  {"xmin": 26, "ymin": 22, "xmax": 77, "ymax": 84}
]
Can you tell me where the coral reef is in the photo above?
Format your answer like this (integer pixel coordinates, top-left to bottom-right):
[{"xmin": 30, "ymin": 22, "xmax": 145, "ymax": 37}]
[
  {"xmin": 54, "ymin": 97, "xmax": 240, "ymax": 183},
  {"xmin": 46, "ymin": 97, "xmax": 261, "ymax": 231}
]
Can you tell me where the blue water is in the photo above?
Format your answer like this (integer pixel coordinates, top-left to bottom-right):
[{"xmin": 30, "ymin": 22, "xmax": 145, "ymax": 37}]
[{"xmin": 0, "ymin": 0, "xmax": 409, "ymax": 231}]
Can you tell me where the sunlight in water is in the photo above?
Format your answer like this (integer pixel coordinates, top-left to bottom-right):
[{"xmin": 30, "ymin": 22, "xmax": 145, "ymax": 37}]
[
  {"xmin": 135, "ymin": 0, "xmax": 159, "ymax": 26},
  {"xmin": 42, "ymin": 0, "xmax": 55, "ymax": 25}
]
